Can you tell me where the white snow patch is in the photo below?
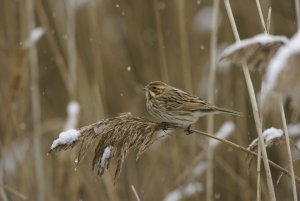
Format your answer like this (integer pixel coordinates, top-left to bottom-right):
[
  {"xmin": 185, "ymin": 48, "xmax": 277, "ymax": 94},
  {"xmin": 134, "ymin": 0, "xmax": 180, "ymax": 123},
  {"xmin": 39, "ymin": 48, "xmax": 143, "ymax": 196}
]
[
  {"xmin": 263, "ymin": 127, "xmax": 284, "ymax": 144},
  {"xmin": 221, "ymin": 34, "xmax": 288, "ymax": 60},
  {"xmin": 50, "ymin": 129, "xmax": 80, "ymax": 150},
  {"xmin": 24, "ymin": 27, "xmax": 45, "ymax": 48},
  {"xmin": 288, "ymin": 123, "xmax": 300, "ymax": 137},
  {"xmin": 100, "ymin": 146, "xmax": 112, "ymax": 168},
  {"xmin": 64, "ymin": 100, "xmax": 80, "ymax": 130},
  {"xmin": 163, "ymin": 182, "xmax": 203, "ymax": 201},
  {"xmin": 210, "ymin": 121, "xmax": 235, "ymax": 148},
  {"xmin": 249, "ymin": 127, "xmax": 284, "ymax": 149},
  {"xmin": 262, "ymin": 31, "xmax": 300, "ymax": 103}
]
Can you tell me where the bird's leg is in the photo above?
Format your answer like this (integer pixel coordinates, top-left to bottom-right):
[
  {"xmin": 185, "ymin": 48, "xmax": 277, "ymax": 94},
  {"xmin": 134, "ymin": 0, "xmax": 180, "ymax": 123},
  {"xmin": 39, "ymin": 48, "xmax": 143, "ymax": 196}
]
[
  {"xmin": 161, "ymin": 122, "xmax": 169, "ymax": 132},
  {"xmin": 185, "ymin": 125, "xmax": 193, "ymax": 135}
]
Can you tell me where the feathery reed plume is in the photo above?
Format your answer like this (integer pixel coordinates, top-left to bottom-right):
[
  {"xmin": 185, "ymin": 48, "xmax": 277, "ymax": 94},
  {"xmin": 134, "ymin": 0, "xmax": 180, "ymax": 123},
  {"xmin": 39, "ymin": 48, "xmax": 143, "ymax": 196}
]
[
  {"xmin": 261, "ymin": 30, "xmax": 300, "ymax": 111},
  {"xmin": 247, "ymin": 127, "xmax": 284, "ymax": 165},
  {"xmin": 220, "ymin": 34, "xmax": 288, "ymax": 72},
  {"xmin": 49, "ymin": 113, "xmax": 174, "ymax": 181}
]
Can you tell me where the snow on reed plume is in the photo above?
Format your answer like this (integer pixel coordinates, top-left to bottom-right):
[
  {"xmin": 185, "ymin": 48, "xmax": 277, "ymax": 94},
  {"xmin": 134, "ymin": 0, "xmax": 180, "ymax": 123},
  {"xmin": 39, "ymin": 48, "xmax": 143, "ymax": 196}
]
[
  {"xmin": 220, "ymin": 34, "xmax": 288, "ymax": 72},
  {"xmin": 49, "ymin": 113, "xmax": 173, "ymax": 181},
  {"xmin": 261, "ymin": 30, "xmax": 300, "ymax": 111},
  {"xmin": 247, "ymin": 127, "xmax": 284, "ymax": 165}
]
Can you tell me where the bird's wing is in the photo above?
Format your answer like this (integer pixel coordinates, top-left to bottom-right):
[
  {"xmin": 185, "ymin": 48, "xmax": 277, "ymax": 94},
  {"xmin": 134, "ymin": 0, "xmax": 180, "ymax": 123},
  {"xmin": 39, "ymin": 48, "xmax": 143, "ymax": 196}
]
[{"xmin": 157, "ymin": 88, "xmax": 216, "ymax": 112}]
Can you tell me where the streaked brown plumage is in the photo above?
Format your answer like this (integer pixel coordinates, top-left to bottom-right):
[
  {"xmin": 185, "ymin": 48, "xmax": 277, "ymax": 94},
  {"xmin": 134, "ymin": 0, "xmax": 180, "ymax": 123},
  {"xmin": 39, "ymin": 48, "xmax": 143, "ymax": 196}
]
[{"xmin": 144, "ymin": 81, "xmax": 241, "ymax": 127}]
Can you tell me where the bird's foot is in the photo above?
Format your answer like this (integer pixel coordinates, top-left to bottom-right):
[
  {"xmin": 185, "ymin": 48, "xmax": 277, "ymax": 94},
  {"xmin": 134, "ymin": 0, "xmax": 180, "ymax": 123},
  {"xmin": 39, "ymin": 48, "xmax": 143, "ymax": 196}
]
[
  {"xmin": 161, "ymin": 122, "xmax": 169, "ymax": 132},
  {"xmin": 184, "ymin": 125, "xmax": 193, "ymax": 135}
]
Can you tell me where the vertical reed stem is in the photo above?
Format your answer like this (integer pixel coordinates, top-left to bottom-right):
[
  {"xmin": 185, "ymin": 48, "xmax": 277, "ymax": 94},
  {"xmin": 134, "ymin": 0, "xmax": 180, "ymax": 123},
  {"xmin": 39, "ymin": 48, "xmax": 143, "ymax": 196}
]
[
  {"xmin": 295, "ymin": 0, "xmax": 300, "ymax": 28},
  {"xmin": 280, "ymin": 100, "xmax": 298, "ymax": 201},
  {"xmin": 27, "ymin": 0, "xmax": 45, "ymax": 199},
  {"xmin": 154, "ymin": 0, "xmax": 169, "ymax": 83},
  {"xmin": 66, "ymin": 0, "xmax": 77, "ymax": 99},
  {"xmin": 223, "ymin": 0, "xmax": 276, "ymax": 200},
  {"xmin": 177, "ymin": 0, "xmax": 193, "ymax": 92},
  {"xmin": 206, "ymin": 0, "xmax": 219, "ymax": 200}
]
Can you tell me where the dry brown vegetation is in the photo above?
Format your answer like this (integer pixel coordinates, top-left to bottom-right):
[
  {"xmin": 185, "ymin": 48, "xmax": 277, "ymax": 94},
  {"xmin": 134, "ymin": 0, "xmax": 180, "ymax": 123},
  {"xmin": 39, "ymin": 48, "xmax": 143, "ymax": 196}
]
[{"xmin": 1, "ymin": 0, "xmax": 300, "ymax": 201}]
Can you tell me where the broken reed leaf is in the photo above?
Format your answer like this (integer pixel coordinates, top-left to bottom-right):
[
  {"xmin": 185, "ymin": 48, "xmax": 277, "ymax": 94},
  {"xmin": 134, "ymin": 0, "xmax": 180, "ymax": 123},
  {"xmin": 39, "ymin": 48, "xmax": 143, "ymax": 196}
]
[
  {"xmin": 261, "ymin": 30, "xmax": 300, "ymax": 112},
  {"xmin": 49, "ymin": 113, "xmax": 175, "ymax": 181},
  {"xmin": 220, "ymin": 33, "xmax": 288, "ymax": 72},
  {"xmin": 246, "ymin": 127, "xmax": 284, "ymax": 166}
]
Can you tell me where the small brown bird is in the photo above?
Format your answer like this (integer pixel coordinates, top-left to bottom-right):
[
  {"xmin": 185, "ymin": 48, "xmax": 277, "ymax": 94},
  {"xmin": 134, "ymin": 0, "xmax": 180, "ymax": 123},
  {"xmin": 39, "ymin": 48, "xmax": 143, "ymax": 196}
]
[{"xmin": 144, "ymin": 81, "xmax": 241, "ymax": 129}]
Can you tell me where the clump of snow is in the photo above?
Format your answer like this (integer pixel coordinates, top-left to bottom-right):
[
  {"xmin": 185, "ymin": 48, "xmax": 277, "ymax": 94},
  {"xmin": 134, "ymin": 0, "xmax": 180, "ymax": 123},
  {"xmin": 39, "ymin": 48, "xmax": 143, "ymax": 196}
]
[
  {"xmin": 163, "ymin": 182, "xmax": 203, "ymax": 201},
  {"xmin": 50, "ymin": 129, "xmax": 80, "ymax": 150},
  {"xmin": 263, "ymin": 127, "xmax": 284, "ymax": 144},
  {"xmin": 210, "ymin": 121, "xmax": 235, "ymax": 148},
  {"xmin": 100, "ymin": 146, "xmax": 112, "ymax": 168},
  {"xmin": 248, "ymin": 127, "xmax": 284, "ymax": 151},
  {"xmin": 221, "ymin": 34, "xmax": 288, "ymax": 60},
  {"xmin": 288, "ymin": 123, "xmax": 300, "ymax": 137},
  {"xmin": 24, "ymin": 27, "xmax": 45, "ymax": 48},
  {"xmin": 262, "ymin": 31, "xmax": 300, "ymax": 104},
  {"xmin": 64, "ymin": 100, "xmax": 80, "ymax": 130}
]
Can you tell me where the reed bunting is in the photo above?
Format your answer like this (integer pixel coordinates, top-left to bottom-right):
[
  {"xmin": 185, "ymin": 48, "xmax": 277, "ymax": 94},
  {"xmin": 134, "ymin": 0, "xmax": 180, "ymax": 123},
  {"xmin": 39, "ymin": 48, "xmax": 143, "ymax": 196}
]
[{"xmin": 144, "ymin": 81, "xmax": 241, "ymax": 130}]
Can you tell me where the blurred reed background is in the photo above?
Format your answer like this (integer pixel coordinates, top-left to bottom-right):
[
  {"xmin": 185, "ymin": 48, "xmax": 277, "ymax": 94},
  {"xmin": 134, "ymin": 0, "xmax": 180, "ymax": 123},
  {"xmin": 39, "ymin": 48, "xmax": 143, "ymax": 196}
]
[{"xmin": 0, "ymin": 0, "xmax": 300, "ymax": 200}]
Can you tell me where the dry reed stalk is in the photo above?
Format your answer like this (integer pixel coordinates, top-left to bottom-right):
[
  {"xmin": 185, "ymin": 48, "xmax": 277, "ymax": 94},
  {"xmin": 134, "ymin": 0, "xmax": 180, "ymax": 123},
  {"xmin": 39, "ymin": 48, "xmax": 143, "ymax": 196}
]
[
  {"xmin": 256, "ymin": 144, "xmax": 262, "ymax": 201},
  {"xmin": 35, "ymin": 0, "xmax": 70, "ymax": 93},
  {"xmin": 177, "ymin": 0, "xmax": 193, "ymax": 92},
  {"xmin": 254, "ymin": 3, "xmax": 271, "ymax": 200},
  {"xmin": 26, "ymin": 0, "xmax": 45, "ymax": 200},
  {"xmin": 131, "ymin": 185, "xmax": 141, "ymax": 201},
  {"xmin": 206, "ymin": 0, "xmax": 219, "ymax": 200},
  {"xmin": 2, "ymin": 27, "xmax": 44, "ymax": 146},
  {"xmin": 295, "ymin": 0, "xmax": 300, "ymax": 28},
  {"xmin": 49, "ymin": 112, "xmax": 300, "ymax": 187},
  {"xmin": 223, "ymin": 0, "xmax": 276, "ymax": 200},
  {"xmin": 86, "ymin": 0, "xmax": 107, "ymax": 115},
  {"xmin": 66, "ymin": 0, "xmax": 77, "ymax": 99},
  {"xmin": 0, "ymin": 188, "xmax": 8, "ymax": 201},
  {"xmin": 256, "ymin": 0, "xmax": 267, "ymax": 32},
  {"xmin": 189, "ymin": 128, "xmax": 300, "ymax": 184},
  {"xmin": 280, "ymin": 101, "xmax": 298, "ymax": 201},
  {"xmin": 154, "ymin": 0, "xmax": 169, "ymax": 83},
  {"xmin": 49, "ymin": 113, "xmax": 172, "ymax": 181},
  {"xmin": 0, "ymin": 184, "xmax": 29, "ymax": 201},
  {"xmin": 255, "ymin": 1, "xmax": 267, "ymax": 198}
]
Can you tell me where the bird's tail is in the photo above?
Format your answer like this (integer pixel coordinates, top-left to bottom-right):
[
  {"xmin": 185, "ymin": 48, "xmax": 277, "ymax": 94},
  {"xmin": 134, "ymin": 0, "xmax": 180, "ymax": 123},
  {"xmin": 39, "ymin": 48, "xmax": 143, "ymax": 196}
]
[{"xmin": 217, "ymin": 107, "xmax": 242, "ymax": 116}]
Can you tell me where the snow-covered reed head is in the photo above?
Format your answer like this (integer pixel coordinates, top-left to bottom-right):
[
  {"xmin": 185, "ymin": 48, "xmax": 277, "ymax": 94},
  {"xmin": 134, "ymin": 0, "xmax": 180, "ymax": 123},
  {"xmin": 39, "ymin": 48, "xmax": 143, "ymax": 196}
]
[
  {"xmin": 220, "ymin": 34, "xmax": 288, "ymax": 72},
  {"xmin": 261, "ymin": 30, "xmax": 300, "ymax": 112},
  {"xmin": 49, "ymin": 113, "xmax": 175, "ymax": 181}
]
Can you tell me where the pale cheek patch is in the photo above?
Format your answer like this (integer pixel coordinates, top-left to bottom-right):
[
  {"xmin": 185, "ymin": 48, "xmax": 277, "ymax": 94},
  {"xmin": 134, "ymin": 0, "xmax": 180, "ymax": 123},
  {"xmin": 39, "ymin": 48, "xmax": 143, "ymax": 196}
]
[{"xmin": 149, "ymin": 90, "xmax": 156, "ymax": 98}]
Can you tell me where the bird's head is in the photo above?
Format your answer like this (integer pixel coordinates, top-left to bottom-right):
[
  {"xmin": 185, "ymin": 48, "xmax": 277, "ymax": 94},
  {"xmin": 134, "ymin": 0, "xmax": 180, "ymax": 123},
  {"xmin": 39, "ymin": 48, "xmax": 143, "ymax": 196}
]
[{"xmin": 144, "ymin": 81, "xmax": 167, "ymax": 100}]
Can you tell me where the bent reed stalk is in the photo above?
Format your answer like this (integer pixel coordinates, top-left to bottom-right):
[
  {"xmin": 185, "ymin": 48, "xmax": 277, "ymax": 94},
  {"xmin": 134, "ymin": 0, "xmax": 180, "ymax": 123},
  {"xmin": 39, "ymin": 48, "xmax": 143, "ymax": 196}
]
[{"xmin": 49, "ymin": 113, "xmax": 300, "ymax": 184}]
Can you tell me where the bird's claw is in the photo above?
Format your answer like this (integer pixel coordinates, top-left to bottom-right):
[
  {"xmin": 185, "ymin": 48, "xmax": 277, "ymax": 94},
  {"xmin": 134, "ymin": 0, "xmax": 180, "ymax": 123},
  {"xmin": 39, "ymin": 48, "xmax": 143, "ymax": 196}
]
[
  {"xmin": 185, "ymin": 125, "xmax": 193, "ymax": 135},
  {"xmin": 161, "ymin": 122, "xmax": 169, "ymax": 132}
]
